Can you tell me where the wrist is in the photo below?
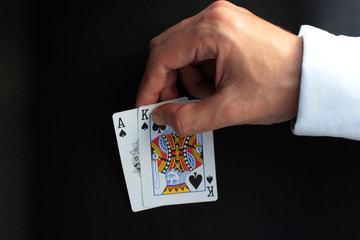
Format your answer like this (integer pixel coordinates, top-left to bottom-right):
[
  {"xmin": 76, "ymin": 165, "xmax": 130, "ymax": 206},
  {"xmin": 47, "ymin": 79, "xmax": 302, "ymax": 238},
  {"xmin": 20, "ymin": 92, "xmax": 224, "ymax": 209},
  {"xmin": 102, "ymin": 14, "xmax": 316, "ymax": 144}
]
[{"xmin": 287, "ymin": 36, "xmax": 303, "ymax": 120}]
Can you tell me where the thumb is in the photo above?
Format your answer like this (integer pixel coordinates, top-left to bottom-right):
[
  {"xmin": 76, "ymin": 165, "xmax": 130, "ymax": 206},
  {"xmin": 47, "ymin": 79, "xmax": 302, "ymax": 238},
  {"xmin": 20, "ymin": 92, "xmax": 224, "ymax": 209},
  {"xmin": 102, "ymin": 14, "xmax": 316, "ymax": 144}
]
[{"xmin": 152, "ymin": 95, "xmax": 228, "ymax": 136}]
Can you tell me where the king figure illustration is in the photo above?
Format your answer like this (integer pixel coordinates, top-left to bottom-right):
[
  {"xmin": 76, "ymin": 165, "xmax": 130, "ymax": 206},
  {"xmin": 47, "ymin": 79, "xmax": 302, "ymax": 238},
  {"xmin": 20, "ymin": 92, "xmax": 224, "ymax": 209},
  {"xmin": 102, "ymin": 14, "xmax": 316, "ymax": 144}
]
[{"xmin": 151, "ymin": 133, "xmax": 203, "ymax": 195}]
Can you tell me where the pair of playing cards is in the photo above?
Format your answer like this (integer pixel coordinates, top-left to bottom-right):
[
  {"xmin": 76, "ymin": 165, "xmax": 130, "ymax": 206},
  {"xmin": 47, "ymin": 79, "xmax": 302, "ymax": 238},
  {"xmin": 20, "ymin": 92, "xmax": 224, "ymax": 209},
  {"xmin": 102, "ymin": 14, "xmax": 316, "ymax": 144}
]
[{"xmin": 112, "ymin": 97, "xmax": 218, "ymax": 212}]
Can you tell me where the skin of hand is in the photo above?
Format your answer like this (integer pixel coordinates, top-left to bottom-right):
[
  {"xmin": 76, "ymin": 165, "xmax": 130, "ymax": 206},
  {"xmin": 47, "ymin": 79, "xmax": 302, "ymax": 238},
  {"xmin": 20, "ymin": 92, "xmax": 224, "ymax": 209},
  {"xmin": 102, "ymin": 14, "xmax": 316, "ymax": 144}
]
[{"xmin": 135, "ymin": 0, "xmax": 303, "ymax": 136}]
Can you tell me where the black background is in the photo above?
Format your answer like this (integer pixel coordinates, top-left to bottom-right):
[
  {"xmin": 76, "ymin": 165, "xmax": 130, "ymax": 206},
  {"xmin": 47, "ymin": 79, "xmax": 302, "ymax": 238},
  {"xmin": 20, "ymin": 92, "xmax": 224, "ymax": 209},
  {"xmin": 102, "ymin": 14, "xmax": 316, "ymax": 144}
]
[{"xmin": 1, "ymin": 0, "xmax": 360, "ymax": 239}]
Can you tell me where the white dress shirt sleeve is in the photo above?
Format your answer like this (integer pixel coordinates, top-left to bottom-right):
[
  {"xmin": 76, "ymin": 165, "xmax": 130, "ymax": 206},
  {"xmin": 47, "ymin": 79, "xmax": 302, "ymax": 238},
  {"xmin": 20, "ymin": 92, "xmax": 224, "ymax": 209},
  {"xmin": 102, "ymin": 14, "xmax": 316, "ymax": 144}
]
[{"xmin": 292, "ymin": 25, "xmax": 360, "ymax": 140}]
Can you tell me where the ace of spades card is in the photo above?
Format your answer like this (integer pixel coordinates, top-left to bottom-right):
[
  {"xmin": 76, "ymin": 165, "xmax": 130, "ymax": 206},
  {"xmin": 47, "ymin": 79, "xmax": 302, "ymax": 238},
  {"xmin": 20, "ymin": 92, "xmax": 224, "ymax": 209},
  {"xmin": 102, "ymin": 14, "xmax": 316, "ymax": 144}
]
[
  {"xmin": 113, "ymin": 108, "xmax": 151, "ymax": 212},
  {"xmin": 138, "ymin": 102, "xmax": 218, "ymax": 208}
]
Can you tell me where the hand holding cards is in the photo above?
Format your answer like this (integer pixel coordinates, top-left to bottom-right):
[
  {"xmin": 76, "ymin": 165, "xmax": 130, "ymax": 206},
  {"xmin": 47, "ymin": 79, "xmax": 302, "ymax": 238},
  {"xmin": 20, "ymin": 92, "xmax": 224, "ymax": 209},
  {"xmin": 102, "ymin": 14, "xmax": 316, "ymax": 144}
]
[{"xmin": 113, "ymin": 98, "xmax": 218, "ymax": 212}]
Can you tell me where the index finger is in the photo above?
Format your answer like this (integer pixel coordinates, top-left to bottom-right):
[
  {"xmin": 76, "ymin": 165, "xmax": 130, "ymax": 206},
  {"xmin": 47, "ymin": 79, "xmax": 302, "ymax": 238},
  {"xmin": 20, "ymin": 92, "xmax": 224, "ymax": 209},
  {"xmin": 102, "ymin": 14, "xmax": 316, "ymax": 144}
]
[
  {"xmin": 135, "ymin": 35, "xmax": 196, "ymax": 107},
  {"xmin": 135, "ymin": 21, "xmax": 218, "ymax": 107}
]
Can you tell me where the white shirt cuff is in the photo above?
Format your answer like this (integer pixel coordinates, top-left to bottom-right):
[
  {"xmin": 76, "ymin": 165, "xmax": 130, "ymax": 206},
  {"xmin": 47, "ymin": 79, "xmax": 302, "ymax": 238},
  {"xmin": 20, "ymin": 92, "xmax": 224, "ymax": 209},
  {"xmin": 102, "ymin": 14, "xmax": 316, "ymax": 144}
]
[{"xmin": 292, "ymin": 25, "xmax": 360, "ymax": 140}]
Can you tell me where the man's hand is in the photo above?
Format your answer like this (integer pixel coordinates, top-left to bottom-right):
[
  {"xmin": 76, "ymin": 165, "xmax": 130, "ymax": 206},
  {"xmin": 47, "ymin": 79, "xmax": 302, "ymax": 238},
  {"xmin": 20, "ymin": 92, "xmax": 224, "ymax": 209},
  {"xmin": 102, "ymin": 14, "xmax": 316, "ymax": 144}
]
[{"xmin": 136, "ymin": 0, "xmax": 303, "ymax": 136}]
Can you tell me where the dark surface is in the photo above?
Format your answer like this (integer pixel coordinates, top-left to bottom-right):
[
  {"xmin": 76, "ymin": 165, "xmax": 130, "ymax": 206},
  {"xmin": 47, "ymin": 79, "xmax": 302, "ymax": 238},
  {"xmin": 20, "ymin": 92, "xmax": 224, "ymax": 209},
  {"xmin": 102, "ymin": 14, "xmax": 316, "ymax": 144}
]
[{"xmin": 1, "ymin": 0, "xmax": 360, "ymax": 239}]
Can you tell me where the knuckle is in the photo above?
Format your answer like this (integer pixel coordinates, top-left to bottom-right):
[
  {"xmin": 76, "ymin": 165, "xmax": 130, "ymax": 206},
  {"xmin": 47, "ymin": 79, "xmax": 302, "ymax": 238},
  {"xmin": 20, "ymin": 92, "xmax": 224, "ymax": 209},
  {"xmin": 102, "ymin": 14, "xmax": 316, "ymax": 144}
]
[
  {"xmin": 172, "ymin": 108, "xmax": 192, "ymax": 136},
  {"xmin": 204, "ymin": 1, "xmax": 231, "ymax": 22},
  {"xmin": 172, "ymin": 120, "xmax": 186, "ymax": 137},
  {"xmin": 198, "ymin": 2, "xmax": 237, "ymax": 36},
  {"xmin": 207, "ymin": 0, "xmax": 232, "ymax": 10},
  {"xmin": 149, "ymin": 36, "xmax": 160, "ymax": 50},
  {"xmin": 178, "ymin": 17, "xmax": 190, "ymax": 28},
  {"xmin": 201, "ymin": 1, "xmax": 252, "ymax": 29},
  {"xmin": 204, "ymin": 7, "xmax": 226, "ymax": 23},
  {"xmin": 172, "ymin": 117, "xmax": 187, "ymax": 137},
  {"xmin": 147, "ymin": 43, "xmax": 161, "ymax": 63}
]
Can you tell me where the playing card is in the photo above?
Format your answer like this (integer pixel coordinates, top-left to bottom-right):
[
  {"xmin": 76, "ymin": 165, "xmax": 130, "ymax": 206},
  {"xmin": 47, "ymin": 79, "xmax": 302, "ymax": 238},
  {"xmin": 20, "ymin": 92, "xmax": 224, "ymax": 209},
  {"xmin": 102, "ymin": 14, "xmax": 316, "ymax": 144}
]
[
  {"xmin": 113, "ymin": 109, "xmax": 150, "ymax": 212},
  {"xmin": 138, "ymin": 101, "xmax": 218, "ymax": 208},
  {"xmin": 113, "ymin": 97, "xmax": 188, "ymax": 212}
]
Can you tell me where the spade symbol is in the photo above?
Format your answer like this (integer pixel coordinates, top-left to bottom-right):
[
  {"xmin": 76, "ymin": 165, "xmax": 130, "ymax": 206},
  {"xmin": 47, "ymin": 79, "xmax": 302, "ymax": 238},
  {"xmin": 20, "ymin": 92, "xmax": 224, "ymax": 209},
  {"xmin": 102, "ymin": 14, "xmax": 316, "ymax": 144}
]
[
  {"xmin": 152, "ymin": 123, "xmax": 166, "ymax": 133},
  {"xmin": 206, "ymin": 175, "xmax": 213, "ymax": 184},
  {"xmin": 119, "ymin": 129, "xmax": 126, "ymax": 138},
  {"xmin": 141, "ymin": 122, "xmax": 148, "ymax": 131},
  {"xmin": 189, "ymin": 172, "xmax": 202, "ymax": 190}
]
